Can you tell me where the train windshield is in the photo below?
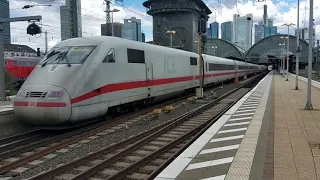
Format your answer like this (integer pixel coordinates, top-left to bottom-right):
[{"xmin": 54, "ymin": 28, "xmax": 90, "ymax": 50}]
[{"xmin": 39, "ymin": 46, "xmax": 96, "ymax": 65}]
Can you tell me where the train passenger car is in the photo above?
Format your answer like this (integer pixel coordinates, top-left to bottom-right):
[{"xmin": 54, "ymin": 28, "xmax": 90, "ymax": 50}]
[
  {"xmin": 5, "ymin": 57, "xmax": 41, "ymax": 87},
  {"xmin": 14, "ymin": 36, "xmax": 265, "ymax": 127}
]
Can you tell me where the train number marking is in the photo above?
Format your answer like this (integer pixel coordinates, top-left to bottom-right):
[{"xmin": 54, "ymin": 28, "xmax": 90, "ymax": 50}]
[
  {"xmin": 164, "ymin": 55, "xmax": 176, "ymax": 74},
  {"xmin": 29, "ymin": 102, "xmax": 37, "ymax": 107}
]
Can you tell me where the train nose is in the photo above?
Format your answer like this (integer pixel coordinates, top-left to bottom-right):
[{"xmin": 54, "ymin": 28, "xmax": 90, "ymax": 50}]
[{"xmin": 14, "ymin": 85, "xmax": 71, "ymax": 125}]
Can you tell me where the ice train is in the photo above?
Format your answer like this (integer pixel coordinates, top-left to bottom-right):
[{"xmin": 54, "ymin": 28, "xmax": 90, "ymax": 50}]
[{"xmin": 13, "ymin": 36, "xmax": 266, "ymax": 126}]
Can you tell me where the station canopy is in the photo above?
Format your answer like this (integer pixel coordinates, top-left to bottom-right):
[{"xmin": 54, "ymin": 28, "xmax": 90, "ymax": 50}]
[
  {"xmin": 204, "ymin": 38, "xmax": 245, "ymax": 60},
  {"xmin": 245, "ymin": 34, "xmax": 316, "ymax": 64}
]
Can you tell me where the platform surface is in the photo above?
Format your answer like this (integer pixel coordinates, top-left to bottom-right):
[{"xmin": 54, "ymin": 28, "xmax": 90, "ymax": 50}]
[
  {"xmin": 155, "ymin": 72, "xmax": 274, "ymax": 180},
  {"xmin": 273, "ymin": 73, "xmax": 320, "ymax": 180},
  {"xmin": 155, "ymin": 72, "xmax": 320, "ymax": 180}
]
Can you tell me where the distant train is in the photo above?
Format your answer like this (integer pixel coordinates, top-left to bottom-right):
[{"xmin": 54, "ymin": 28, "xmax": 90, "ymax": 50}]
[
  {"xmin": 268, "ymin": 65, "xmax": 273, "ymax": 71},
  {"xmin": 5, "ymin": 57, "xmax": 41, "ymax": 88},
  {"xmin": 14, "ymin": 36, "xmax": 267, "ymax": 127}
]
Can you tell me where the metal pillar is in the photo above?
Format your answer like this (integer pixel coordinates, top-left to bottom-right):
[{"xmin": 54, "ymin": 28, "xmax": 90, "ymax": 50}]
[
  {"xmin": 111, "ymin": 11, "xmax": 113, "ymax": 36},
  {"xmin": 305, "ymin": 0, "xmax": 313, "ymax": 110},
  {"xmin": 295, "ymin": 0, "xmax": 300, "ymax": 90},
  {"xmin": 286, "ymin": 26, "xmax": 290, "ymax": 81},
  {"xmin": 105, "ymin": 0, "xmax": 111, "ymax": 36},
  {"xmin": 196, "ymin": 35, "xmax": 204, "ymax": 99},
  {"xmin": 44, "ymin": 31, "xmax": 48, "ymax": 54},
  {"xmin": 170, "ymin": 33, "xmax": 173, "ymax": 47},
  {"xmin": 0, "ymin": 16, "xmax": 42, "ymax": 101},
  {"xmin": 136, "ymin": 22, "xmax": 139, "ymax": 41},
  {"xmin": 0, "ymin": 24, "xmax": 4, "ymax": 101}
]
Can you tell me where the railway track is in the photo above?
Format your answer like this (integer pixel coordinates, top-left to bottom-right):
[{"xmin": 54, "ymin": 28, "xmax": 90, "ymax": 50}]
[
  {"xmin": 0, "ymin": 77, "xmax": 242, "ymax": 176},
  {"xmin": 27, "ymin": 73, "xmax": 265, "ymax": 180}
]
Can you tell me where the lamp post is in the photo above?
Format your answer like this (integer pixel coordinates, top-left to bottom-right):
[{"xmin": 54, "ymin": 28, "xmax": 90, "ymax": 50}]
[
  {"xmin": 0, "ymin": 16, "xmax": 42, "ymax": 100},
  {"xmin": 282, "ymin": 23, "xmax": 295, "ymax": 81},
  {"xmin": 280, "ymin": 36, "xmax": 289, "ymax": 77},
  {"xmin": 166, "ymin": 30, "xmax": 176, "ymax": 47},
  {"xmin": 305, "ymin": 0, "xmax": 313, "ymax": 110},
  {"xmin": 296, "ymin": 0, "xmax": 300, "ymax": 90},
  {"xmin": 279, "ymin": 43, "xmax": 285, "ymax": 74},
  {"xmin": 105, "ymin": 9, "xmax": 120, "ymax": 36},
  {"xmin": 212, "ymin": 46, "xmax": 218, "ymax": 56}
]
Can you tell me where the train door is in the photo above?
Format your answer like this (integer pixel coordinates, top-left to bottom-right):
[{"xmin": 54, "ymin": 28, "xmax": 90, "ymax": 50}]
[{"xmin": 145, "ymin": 52, "xmax": 154, "ymax": 99}]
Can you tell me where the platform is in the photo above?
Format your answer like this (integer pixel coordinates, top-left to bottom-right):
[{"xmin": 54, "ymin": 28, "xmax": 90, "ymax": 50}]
[{"xmin": 155, "ymin": 71, "xmax": 320, "ymax": 180}]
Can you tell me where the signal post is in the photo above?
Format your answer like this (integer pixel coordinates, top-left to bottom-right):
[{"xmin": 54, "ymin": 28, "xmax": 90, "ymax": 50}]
[{"xmin": 0, "ymin": 16, "xmax": 42, "ymax": 101}]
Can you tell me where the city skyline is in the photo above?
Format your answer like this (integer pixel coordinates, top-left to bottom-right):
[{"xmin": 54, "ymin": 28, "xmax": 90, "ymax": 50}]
[{"xmin": 4, "ymin": 0, "xmax": 320, "ymax": 51}]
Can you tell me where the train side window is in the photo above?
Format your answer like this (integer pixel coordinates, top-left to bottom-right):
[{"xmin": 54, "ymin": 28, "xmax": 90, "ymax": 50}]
[
  {"xmin": 12, "ymin": 61, "xmax": 17, "ymax": 66},
  {"xmin": 103, "ymin": 48, "xmax": 116, "ymax": 63},
  {"xmin": 206, "ymin": 62, "xmax": 208, "ymax": 72},
  {"xmin": 190, "ymin": 57, "xmax": 197, "ymax": 66},
  {"xmin": 127, "ymin": 48, "xmax": 145, "ymax": 63}
]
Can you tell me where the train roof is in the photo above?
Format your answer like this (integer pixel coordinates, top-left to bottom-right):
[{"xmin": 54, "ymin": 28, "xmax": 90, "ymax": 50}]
[{"xmin": 4, "ymin": 56, "xmax": 42, "ymax": 61}]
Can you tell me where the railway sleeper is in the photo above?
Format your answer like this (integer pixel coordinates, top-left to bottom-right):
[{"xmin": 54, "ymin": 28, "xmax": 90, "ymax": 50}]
[
  {"xmin": 123, "ymin": 155, "xmax": 142, "ymax": 162},
  {"xmin": 128, "ymin": 172, "xmax": 149, "ymax": 180},
  {"xmin": 151, "ymin": 158, "xmax": 166, "ymax": 166},
  {"xmin": 113, "ymin": 161, "xmax": 131, "ymax": 169},
  {"xmin": 139, "ymin": 165, "xmax": 159, "ymax": 173},
  {"xmin": 155, "ymin": 137, "xmax": 174, "ymax": 142},
  {"xmin": 132, "ymin": 150, "xmax": 151, "ymax": 156},
  {"xmin": 165, "ymin": 131, "xmax": 185, "ymax": 135},
  {"xmin": 162, "ymin": 134, "xmax": 181, "ymax": 139},
  {"xmin": 148, "ymin": 141, "xmax": 167, "ymax": 147},
  {"xmin": 99, "ymin": 168, "xmax": 119, "ymax": 176},
  {"xmin": 141, "ymin": 145, "xmax": 161, "ymax": 151}
]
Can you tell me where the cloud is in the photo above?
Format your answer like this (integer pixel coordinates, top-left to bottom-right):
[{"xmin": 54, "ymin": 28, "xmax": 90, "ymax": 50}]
[
  {"xmin": 8, "ymin": 0, "xmax": 320, "ymax": 51},
  {"xmin": 9, "ymin": 0, "xmax": 153, "ymax": 51},
  {"xmin": 207, "ymin": 0, "xmax": 320, "ymax": 44}
]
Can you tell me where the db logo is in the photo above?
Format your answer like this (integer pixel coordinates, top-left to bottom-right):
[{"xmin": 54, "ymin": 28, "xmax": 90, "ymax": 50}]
[{"xmin": 29, "ymin": 102, "xmax": 36, "ymax": 107}]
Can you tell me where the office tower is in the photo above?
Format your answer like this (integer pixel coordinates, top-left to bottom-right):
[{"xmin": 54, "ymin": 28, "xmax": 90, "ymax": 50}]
[
  {"xmin": 232, "ymin": 14, "xmax": 253, "ymax": 50},
  {"xmin": 0, "ymin": 0, "xmax": 10, "ymax": 44},
  {"xmin": 221, "ymin": 21, "xmax": 232, "ymax": 42},
  {"xmin": 124, "ymin": 17, "xmax": 142, "ymax": 41},
  {"xmin": 255, "ymin": 23, "xmax": 264, "ymax": 43},
  {"xmin": 208, "ymin": 21, "xmax": 219, "ymax": 38},
  {"xmin": 60, "ymin": 0, "xmax": 82, "ymax": 41},
  {"xmin": 101, "ymin": 23, "xmax": 124, "ymax": 37}
]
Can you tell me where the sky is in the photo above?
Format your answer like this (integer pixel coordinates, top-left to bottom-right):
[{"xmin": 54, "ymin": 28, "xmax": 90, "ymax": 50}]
[{"xmin": 6, "ymin": 0, "xmax": 320, "ymax": 51}]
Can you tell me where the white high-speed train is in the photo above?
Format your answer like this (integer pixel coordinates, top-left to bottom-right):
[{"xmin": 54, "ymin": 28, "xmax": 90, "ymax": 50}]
[{"xmin": 13, "ymin": 36, "xmax": 266, "ymax": 126}]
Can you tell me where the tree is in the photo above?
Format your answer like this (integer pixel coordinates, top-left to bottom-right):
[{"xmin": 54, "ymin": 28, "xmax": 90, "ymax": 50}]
[{"xmin": 5, "ymin": 70, "xmax": 16, "ymax": 96}]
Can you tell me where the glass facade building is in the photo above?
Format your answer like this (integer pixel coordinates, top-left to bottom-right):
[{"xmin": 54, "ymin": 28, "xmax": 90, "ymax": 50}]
[
  {"xmin": 232, "ymin": 14, "xmax": 253, "ymax": 51},
  {"xmin": 264, "ymin": 26, "xmax": 277, "ymax": 38},
  {"xmin": 221, "ymin": 21, "xmax": 232, "ymax": 42},
  {"xmin": 124, "ymin": 17, "xmax": 142, "ymax": 42},
  {"xmin": 60, "ymin": 0, "xmax": 82, "ymax": 41},
  {"xmin": 0, "ymin": 0, "xmax": 10, "ymax": 44}
]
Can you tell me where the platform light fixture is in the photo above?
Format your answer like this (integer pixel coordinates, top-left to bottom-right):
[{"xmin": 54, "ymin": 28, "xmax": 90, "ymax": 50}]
[{"xmin": 282, "ymin": 23, "xmax": 295, "ymax": 81}]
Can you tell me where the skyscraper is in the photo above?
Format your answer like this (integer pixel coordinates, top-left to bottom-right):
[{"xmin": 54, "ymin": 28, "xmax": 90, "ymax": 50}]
[
  {"xmin": 263, "ymin": 4, "xmax": 268, "ymax": 26},
  {"xmin": 255, "ymin": 22, "xmax": 264, "ymax": 43},
  {"xmin": 60, "ymin": 0, "xmax": 82, "ymax": 41},
  {"xmin": 221, "ymin": 21, "xmax": 232, "ymax": 42},
  {"xmin": 101, "ymin": 23, "xmax": 124, "ymax": 38},
  {"xmin": 264, "ymin": 26, "xmax": 277, "ymax": 38},
  {"xmin": 232, "ymin": 14, "xmax": 253, "ymax": 50},
  {"xmin": 0, "ymin": 0, "xmax": 10, "ymax": 44},
  {"xmin": 124, "ymin": 17, "xmax": 142, "ymax": 41},
  {"xmin": 208, "ymin": 22, "xmax": 219, "ymax": 38},
  {"xmin": 268, "ymin": 19, "xmax": 273, "ymax": 27}
]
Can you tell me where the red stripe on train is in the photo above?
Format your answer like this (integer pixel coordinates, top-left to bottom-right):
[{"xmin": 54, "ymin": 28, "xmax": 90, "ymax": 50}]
[
  {"xmin": 14, "ymin": 101, "xmax": 66, "ymax": 107},
  {"xmin": 70, "ymin": 71, "xmax": 238, "ymax": 104}
]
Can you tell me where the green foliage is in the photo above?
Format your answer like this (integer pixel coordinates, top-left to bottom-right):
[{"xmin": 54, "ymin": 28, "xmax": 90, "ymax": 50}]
[{"xmin": 5, "ymin": 71, "xmax": 16, "ymax": 96}]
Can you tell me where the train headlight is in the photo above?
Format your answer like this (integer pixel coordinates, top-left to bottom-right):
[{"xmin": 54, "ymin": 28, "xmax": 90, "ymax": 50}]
[
  {"xmin": 46, "ymin": 91, "xmax": 64, "ymax": 99},
  {"xmin": 16, "ymin": 89, "xmax": 26, "ymax": 98}
]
